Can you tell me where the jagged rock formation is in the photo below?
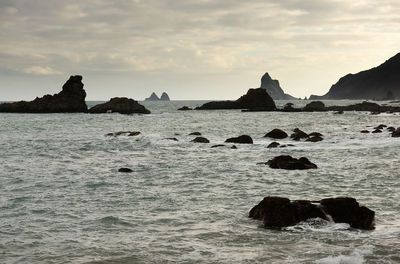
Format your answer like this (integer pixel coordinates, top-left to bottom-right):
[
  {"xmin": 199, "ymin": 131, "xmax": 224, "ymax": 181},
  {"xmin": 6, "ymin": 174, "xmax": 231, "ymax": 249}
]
[
  {"xmin": 249, "ymin": 196, "xmax": 375, "ymax": 230},
  {"xmin": 196, "ymin": 88, "xmax": 276, "ymax": 111},
  {"xmin": 309, "ymin": 53, "xmax": 400, "ymax": 100},
  {"xmin": 145, "ymin": 92, "xmax": 170, "ymax": 101},
  {"xmin": 88, "ymin": 97, "xmax": 150, "ymax": 114},
  {"xmin": 260, "ymin": 73, "xmax": 296, "ymax": 100},
  {"xmin": 160, "ymin": 92, "xmax": 170, "ymax": 101},
  {"xmin": 0, "ymin": 75, "xmax": 87, "ymax": 113}
]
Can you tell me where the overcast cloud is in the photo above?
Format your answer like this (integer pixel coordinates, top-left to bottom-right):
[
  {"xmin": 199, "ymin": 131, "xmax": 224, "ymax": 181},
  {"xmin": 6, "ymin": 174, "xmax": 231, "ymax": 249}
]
[{"xmin": 1, "ymin": 0, "xmax": 399, "ymax": 100}]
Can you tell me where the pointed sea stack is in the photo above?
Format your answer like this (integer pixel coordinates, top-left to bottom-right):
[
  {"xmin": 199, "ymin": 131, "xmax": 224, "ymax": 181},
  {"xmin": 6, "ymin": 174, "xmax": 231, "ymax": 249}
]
[
  {"xmin": 196, "ymin": 88, "xmax": 276, "ymax": 111},
  {"xmin": 260, "ymin": 73, "xmax": 296, "ymax": 100},
  {"xmin": 145, "ymin": 92, "xmax": 160, "ymax": 101},
  {"xmin": 0, "ymin": 75, "xmax": 87, "ymax": 113},
  {"xmin": 160, "ymin": 92, "xmax": 170, "ymax": 101}
]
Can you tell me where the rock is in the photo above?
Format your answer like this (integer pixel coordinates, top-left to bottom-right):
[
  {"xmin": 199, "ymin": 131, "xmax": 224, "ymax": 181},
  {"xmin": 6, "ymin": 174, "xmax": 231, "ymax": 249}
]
[
  {"xmin": 308, "ymin": 132, "xmax": 323, "ymax": 137},
  {"xmin": 282, "ymin": 103, "xmax": 296, "ymax": 112},
  {"xmin": 264, "ymin": 129, "xmax": 288, "ymax": 139},
  {"xmin": 231, "ymin": 145, "xmax": 237, "ymax": 149},
  {"xmin": 334, "ymin": 110, "xmax": 344, "ymax": 114},
  {"xmin": 374, "ymin": 124, "xmax": 387, "ymax": 130},
  {"xmin": 164, "ymin": 137, "xmax": 178, "ymax": 141},
  {"xmin": 392, "ymin": 128, "xmax": 400, "ymax": 137},
  {"xmin": 387, "ymin": 126, "xmax": 395, "ymax": 132},
  {"xmin": 89, "ymin": 97, "xmax": 150, "ymax": 114},
  {"xmin": 105, "ymin": 131, "xmax": 141, "ymax": 137},
  {"xmin": 196, "ymin": 88, "xmax": 276, "ymax": 111},
  {"xmin": 290, "ymin": 129, "xmax": 309, "ymax": 141},
  {"xmin": 160, "ymin": 92, "xmax": 170, "ymax": 101},
  {"xmin": 118, "ymin": 168, "xmax": 133, "ymax": 173},
  {"xmin": 128, "ymin": 131, "xmax": 141, "ymax": 136},
  {"xmin": 249, "ymin": 196, "xmax": 374, "ymax": 230},
  {"xmin": 306, "ymin": 136, "xmax": 323, "ymax": 142},
  {"xmin": 360, "ymin": 130, "xmax": 370, "ymax": 133},
  {"xmin": 320, "ymin": 197, "xmax": 375, "ymax": 230},
  {"xmin": 0, "ymin": 75, "xmax": 87, "ymax": 113},
  {"xmin": 145, "ymin": 92, "xmax": 160, "ymax": 101},
  {"xmin": 372, "ymin": 129, "xmax": 382, "ymax": 133},
  {"xmin": 225, "ymin": 135, "xmax": 253, "ymax": 144},
  {"xmin": 260, "ymin": 72, "xmax": 296, "ymax": 100},
  {"xmin": 303, "ymin": 101, "xmax": 326, "ymax": 111},
  {"xmin": 308, "ymin": 53, "xmax": 400, "ymax": 100},
  {"xmin": 191, "ymin": 137, "xmax": 210, "ymax": 143},
  {"xmin": 189, "ymin": 132, "xmax": 202, "ymax": 136},
  {"xmin": 267, "ymin": 142, "xmax": 280, "ymax": 148},
  {"xmin": 178, "ymin": 106, "xmax": 192, "ymax": 111},
  {"xmin": 265, "ymin": 155, "xmax": 317, "ymax": 170}
]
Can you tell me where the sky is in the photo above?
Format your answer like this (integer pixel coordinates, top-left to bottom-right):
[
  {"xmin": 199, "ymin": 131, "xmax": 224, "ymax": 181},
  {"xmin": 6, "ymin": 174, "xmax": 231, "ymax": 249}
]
[{"xmin": 1, "ymin": 0, "xmax": 399, "ymax": 101}]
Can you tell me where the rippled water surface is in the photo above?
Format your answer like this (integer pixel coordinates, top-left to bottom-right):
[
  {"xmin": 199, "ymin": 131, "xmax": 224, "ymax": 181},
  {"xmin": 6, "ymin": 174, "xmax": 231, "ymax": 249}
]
[{"xmin": 1, "ymin": 100, "xmax": 400, "ymax": 263}]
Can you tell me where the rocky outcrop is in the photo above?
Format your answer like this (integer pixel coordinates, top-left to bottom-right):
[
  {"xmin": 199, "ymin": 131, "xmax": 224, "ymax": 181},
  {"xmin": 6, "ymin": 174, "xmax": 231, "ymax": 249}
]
[
  {"xmin": 267, "ymin": 142, "xmax": 280, "ymax": 148},
  {"xmin": 196, "ymin": 88, "xmax": 276, "ymax": 111},
  {"xmin": 118, "ymin": 168, "xmax": 133, "ymax": 173},
  {"xmin": 145, "ymin": 92, "xmax": 160, "ymax": 101},
  {"xmin": 260, "ymin": 73, "xmax": 296, "ymax": 100},
  {"xmin": 178, "ymin": 106, "xmax": 192, "ymax": 111},
  {"xmin": 249, "ymin": 196, "xmax": 375, "ymax": 230},
  {"xmin": 225, "ymin": 135, "xmax": 253, "ymax": 144},
  {"xmin": 264, "ymin": 155, "xmax": 317, "ymax": 170},
  {"xmin": 105, "ymin": 131, "xmax": 141, "ymax": 136},
  {"xmin": 290, "ymin": 128, "xmax": 309, "ymax": 141},
  {"xmin": 303, "ymin": 101, "xmax": 326, "ymax": 111},
  {"xmin": 264, "ymin": 129, "xmax": 288, "ymax": 139},
  {"xmin": 89, "ymin": 97, "xmax": 150, "ymax": 114},
  {"xmin": 0, "ymin": 75, "xmax": 87, "ymax": 113},
  {"xmin": 309, "ymin": 53, "xmax": 400, "ymax": 100},
  {"xmin": 160, "ymin": 92, "xmax": 170, "ymax": 101}
]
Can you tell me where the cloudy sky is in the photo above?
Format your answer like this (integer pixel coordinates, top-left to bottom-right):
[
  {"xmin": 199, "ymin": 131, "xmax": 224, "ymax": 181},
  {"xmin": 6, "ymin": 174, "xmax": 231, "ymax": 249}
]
[{"xmin": 1, "ymin": 0, "xmax": 399, "ymax": 100}]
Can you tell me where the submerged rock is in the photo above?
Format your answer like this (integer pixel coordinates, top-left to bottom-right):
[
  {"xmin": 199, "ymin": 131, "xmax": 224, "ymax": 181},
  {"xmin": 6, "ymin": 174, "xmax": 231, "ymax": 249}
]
[
  {"xmin": 264, "ymin": 129, "xmax": 288, "ymax": 139},
  {"xmin": 0, "ymin": 75, "xmax": 87, "ymax": 113},
  {"xmin": 225, "ymin": 135, "xmax": 253, "ymax": 144},
  {"xmin": 392, "ymin": 128, "xmax": 400, "ymax": 137},
  {"xmin": 361, "ymin": 130, "xmax": 370, "ymax": 133},
  {"xmin": 265, "ymin": 155, "xmax": 317, "ymax": 170},
  {"xmin": 118, "ymin": 168, "xmax": 133, "ymax": 173},
  {"xmin": 89, "ymin": 97, "xmax": 150, "ymax": 114},
  {"xmin": 189, "ymin": 132, "xmax": 202, "ymax": 136},
  {"xmin": 267, "ymin": 142, "xmax": 280, "ymax": 148},
  {"xmin": 306, "ymin": 136, "xmax": 323, "ymax": 142},
  {"xmin": 191, "ymin": 137, "xmax": 210, "ymax": 143},
  {"xmin": 249, "ymin": 196, "xmax": 375, "ymax": 230}
]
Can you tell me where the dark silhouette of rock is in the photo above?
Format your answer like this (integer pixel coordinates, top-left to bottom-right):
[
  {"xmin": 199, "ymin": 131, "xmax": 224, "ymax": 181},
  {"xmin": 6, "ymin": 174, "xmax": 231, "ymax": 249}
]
[
  {"xmin": 267, "ymin": 142, "xmax": 280, "ymax": 148},
  {"xmin": 249, "ymin": 196, "xmax": 374, "ymax": 230},
  {"xmin": 308, "ymin": 132, "xmax": 323, "ymax": 137},
  {"xmin": 320, "ymin": 197, "xmax": 375, "ymax": 230},
  {"xmin": 160, "ymin": 92, "xmax": 170, "ymax": 101},
  {"xmin": 309, "ymin": 53, "xmax": 400, "ymax": 100},
  {"xmin": 265, "ymin": 155, "xmax": 317, "ymax": 170},
  {"xmin": 387, "ymin": 127, "xmax": 396, "ymax": 132},
  {"xmin": 225, "ymin": 135, "xmax": 253, "ymax": 144},
  {"xmin": 306, "ymin": 136, "xmax": 323, "ymax": 142},
  {"xmin": 191, "ymin": 137, "xmax": 209, "ymax": 143},
  {"xmin": 164, "ymin": 137, "xmax": 178, "ymax": 141},
  {"xmin": 178, "ymin": 106, "xmax": 192, "ymax": 111},
  {"xmin": 374, "ymin": 124, "xmax": 387, "ymax": 130},
  {"xmin": 260, "ymin": 72, "xmax": 296, "ymax": 100},
  {"xmin": 211, "ymin": 144, "xmax": 226, "ymax": 148},
  {"xmin": 105, "ymin": 131, "xmax": 141, "ymax": 137},
  {"xmin": 283, "ymin": 103, "xmax": 296, "ymax": 112},
  {"xmin": 89, "ymin": 97, "xmax": 150, "ymax": 114},
  {"xmin": 392, "ymin": 128, "xmax": 400, "ymax": 137},
  {"xmin": 0, "ymin": 75, "xmax": 87, "ymax": 113},
  {"xmin": 118, "ymin": 168, "xmax": 133, "ymax": 173},
  {"xmin": 361, "ymin": 130, "xmax": 370, "ymax": 133},
  {"xmin": 196, "ymin": 88, "xmax": 276, "ymax": 111},
  {"xmin": 145, "ymin": 92, "xmax": 160, "ymax": 101},
  {"xmin": 334, "ymin": 110, "xmax": 344, "ymax": 114},
  {"xmin": 290, "ymin": 128, "xmax": 309, "ymax": 141},
  {"xmin": 303, "ymin": 101, "xmax": 326, "ymax": 111},
  {"xmin": 231, "ymin": 145, "xmax": 237, "ymax": 149},
  {"xmin": 372, "ymin": 129, "xmax": 382, "ymax": 133},
  {"xmin": 189, "ymin": 132, "xmax": 202, "ymax": 136},
  {"xmin": 264, "ymin": 129, "xmax": 288, "ymax": 139}
]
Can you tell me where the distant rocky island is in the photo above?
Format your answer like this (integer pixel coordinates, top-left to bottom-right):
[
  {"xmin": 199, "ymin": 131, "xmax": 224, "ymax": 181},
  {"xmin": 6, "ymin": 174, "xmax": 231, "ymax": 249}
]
[
  {"xmin": 145, "ymin": 92, "xmax": 170, "ymax": 101},
  {"xmin": 260, "ymin": 73, "xmax": 296, "ymax": 100},
  {"xmin": 0, "ymin": 76, "xmax": 150, "ymax": 114},
  {"xmin": 310, "ymin": 53, "xmax": 400, "ymax": 100}
]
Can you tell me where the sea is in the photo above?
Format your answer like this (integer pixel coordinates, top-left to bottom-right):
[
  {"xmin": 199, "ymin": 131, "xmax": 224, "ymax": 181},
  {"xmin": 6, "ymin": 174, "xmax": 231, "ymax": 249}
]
[{"xmin": 1, "ymin": 100, "xmax": 400, "ymax": 264}]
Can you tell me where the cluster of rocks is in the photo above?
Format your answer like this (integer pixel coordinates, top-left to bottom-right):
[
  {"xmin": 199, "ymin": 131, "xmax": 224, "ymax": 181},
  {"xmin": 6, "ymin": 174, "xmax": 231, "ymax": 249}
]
[
  {"xmin": 264, "ymin": 128, "xmax": 324, "ymax": 147},
  {"xmin": 360, "ymin": 124, "xmax": 400, "ymax": 137},
  {"xmin": 145, "ymin": 92, "xmax": 170, "ymax": 101},
  {"xmin": 258, "ymin": 155, "xmax": 317, "ymax": 170},
  {"xmin": 249, "ymin": 196, "xmax": 375, "ymax": 230},
  {"xmin": 105, "ymin": 131, "xmax": 141, "ymax": 137}
]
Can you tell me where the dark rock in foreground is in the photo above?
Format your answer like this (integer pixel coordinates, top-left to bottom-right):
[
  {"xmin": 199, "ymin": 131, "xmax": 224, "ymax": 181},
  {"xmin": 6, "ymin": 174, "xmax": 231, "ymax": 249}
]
[
  {"xmin": 265, "ymin": 155, "xmax": 317, "ymax": 170},
  {"xmin": 0, "ymin": 75, "xmax": 87, "ymax": 113},
  {"xmin": 392, "ymin": 128, "xmax": 400, "ymax": 137},
  {"xmin": 249, "ymin": 196, "xmax": 375, "ymax": 230},
  {"xmin": 196, "ymin": 88, "xmax": 276, "ymax": 111},
  {"xmin": 118, "ymin": 168, "xmax": 133, "ymax": 173},
  {"xmin": 303, "ymin": 101, "xmax": 326, "ymax": 111},
  {"xmin": 89, "ymin": 97, "xmax": 150, "ymax": 114},
  {"xmin": 191, "ymin": 137, "xmax": 209, "ymax": 143},
  {"xmin": 264, "ymin": 129, "xmax": 288, "ymax": 139},
  {"xmin": 225, "ymin": 135, "xmax": 253, "ymax": 144},
  {"xmin": 290, "ymin": 128, "xmax": 309, "ymax": 141},
  {"xmin": 178, "ymin": 106, "xmax": 192, "ymax": 111}
]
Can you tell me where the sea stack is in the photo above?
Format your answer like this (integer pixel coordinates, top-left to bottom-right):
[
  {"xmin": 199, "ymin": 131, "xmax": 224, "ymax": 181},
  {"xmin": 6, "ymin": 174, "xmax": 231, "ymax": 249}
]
[
  {"xmin": 0, "ymin": 75, "xmax": 87, "ymax": 113},
  {"xmin": 160, "ymin": 92, "xmax": 170, "ymax": 101},
  {"xmin": 145, "ymin": 92, "xmax": 160, "ymax": 101},
  {"xmin": 260, "ymin": 73, "xmax": 296, "ymax": 100},
  {"xmin": 88, "ymin": 97, "xmax": 150, "ymax": 114}
]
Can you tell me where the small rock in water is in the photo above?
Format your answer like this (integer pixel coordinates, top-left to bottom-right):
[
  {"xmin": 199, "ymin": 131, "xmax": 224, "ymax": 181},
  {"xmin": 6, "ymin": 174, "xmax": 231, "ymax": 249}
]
[
  {"xmin": 306, "ymin": 136, "xmax": 323, "ymax": 142},
  {"xmin": 164, "ymin": 137, "xmax": 178, "ymax": 141},
  {"xmin": 387, "ymin": 127, "xmax": 395, "ymax": 132},
  {"xmin": 360, "ymin": 130, "xmax": 370, "ymax": 133},
  {"xmin": 231, "ymin": 145, "xmax": 237, "ymax": 149},
  {"xmin": 372, "ymin": 129, "xmax": 382, "ymax": 133},
  {"xmin": 264, "ymin": 129, "xmax": 288, "ymax": 139},
  {"xmin": 189, "ymin": 132, "xmax": 202, "ymax": 136},
  {"xmin": 392, "ymin": 128, "xmax": 400, "ymax": 137},
  {"xmin": 178, "ymin": 106, "xmax": 192, "ymax": 111},
  {"xmin": 290, "ymin": 129, "xmax": 309, "ymax": 141},
  {"xmin": 264, "ymin": 155, "xmax": 317, "ymax": 170},
  {"xmin": 225, "ymin": 135, "xmax": 253, "ymax": 144},
  {"xmin": 211, "ymin": 144, "xmax": 225, "ymax": 148},
  {"xmin": 267, "ymin": 142, "xmax": 280, "ymax": 148},
  {"xmin": 191, "ymin": 137, "xmax": 209, "ymax": 143},
  {"xmin": 118, "ymin": 168, "xmax": 133, "ymax": 173}
]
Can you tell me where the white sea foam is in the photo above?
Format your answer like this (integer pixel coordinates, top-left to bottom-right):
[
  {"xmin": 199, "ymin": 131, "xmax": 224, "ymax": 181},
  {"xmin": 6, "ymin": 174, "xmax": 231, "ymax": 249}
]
[{"xmin": 315, "ymin": 245, "xmax": 374, "ymax": 264}]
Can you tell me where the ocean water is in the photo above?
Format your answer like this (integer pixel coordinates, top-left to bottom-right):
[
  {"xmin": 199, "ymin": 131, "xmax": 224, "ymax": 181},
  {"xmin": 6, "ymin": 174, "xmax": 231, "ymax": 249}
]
[{"xmin": 1, "ymin": 100, "xmax": 400, "ymax": 264}]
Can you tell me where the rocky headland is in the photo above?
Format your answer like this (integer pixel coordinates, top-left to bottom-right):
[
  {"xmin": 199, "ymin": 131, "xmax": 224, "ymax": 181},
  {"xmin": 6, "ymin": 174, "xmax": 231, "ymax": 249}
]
[
  {"xmin": 0, "ymin": 75, "xmax": 87, "ymax": 113},
  {"xmin": 310, "ymin": 53, "xmax": 400, "ymax": 100}
]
